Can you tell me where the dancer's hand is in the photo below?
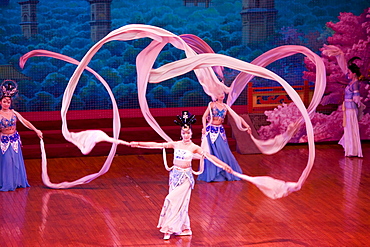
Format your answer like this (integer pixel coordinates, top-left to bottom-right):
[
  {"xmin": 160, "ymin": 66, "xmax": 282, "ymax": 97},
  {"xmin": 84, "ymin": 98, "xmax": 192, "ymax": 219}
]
[
  {"xmin": 35, "ymin": 129, "xmax": 43, "ymax": 139},
  {"xmin": 223, "ymin": 165, "xmax": 232, "ymax": 173},
  {"xmin": 244, "ymin": 124, "xmax": 252, "ymax": 134},
  {"xmin": 130, "ymin": 142, "xmax": 139, "ymax": 147},
  {"xmin": 116, "ymin": 140, "xmax": 130, "ymax": 146}
]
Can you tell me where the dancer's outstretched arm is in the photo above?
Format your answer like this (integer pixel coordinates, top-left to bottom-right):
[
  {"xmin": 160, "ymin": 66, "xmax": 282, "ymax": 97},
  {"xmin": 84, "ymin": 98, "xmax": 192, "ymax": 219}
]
[
  {"xmin": 13, "ymin": 110, "xmax": 43, "ymax": 139},
  {"xmin": 194, "ymin": 146, "xmax": 232, "ymax": 173},
  {"xmin": 130, "ymin": 141, "xmax": 175, "ymax": 149}
]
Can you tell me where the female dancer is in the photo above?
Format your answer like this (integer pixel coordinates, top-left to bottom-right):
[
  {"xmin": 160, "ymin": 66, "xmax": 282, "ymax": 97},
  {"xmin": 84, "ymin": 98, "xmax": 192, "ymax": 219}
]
[
  {"xmin": 338, "ymin": 57, "xmax": 363, "ymax": 157},
  {"xmin": 0, "ymin": 80, "xmax": 43, "ymax": 191},
  {"xmin": 198, "ymin": 93, "xmax": 252, "ymax": 182},
  {"xmin": 130, "ymin": 111, "xmax": 232, "ymax": 240},
  {"xmin": 322, "ymin": 45, "xmax": 364, "ymax": 157}
]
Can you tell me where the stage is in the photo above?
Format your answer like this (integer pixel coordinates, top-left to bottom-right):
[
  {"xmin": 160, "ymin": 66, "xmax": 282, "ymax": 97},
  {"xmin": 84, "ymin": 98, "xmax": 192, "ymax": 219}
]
[{"xmin": 1, "ymin": 142, "xmax": 369, "ymax": 246}]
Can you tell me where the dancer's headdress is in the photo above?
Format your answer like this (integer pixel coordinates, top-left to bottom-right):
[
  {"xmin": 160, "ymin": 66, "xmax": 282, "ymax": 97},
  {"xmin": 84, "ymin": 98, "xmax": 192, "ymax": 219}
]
[
  {"xmin": 347, "ymin": 57, "xmax": 362, "ymax": 78},
  {"xmin": 174, "ymin": 111, "xmax": 196, "ymax": 130},
  {"xmin": 1, "ymin": 80, "xmax": 18, "ymax": 98}
]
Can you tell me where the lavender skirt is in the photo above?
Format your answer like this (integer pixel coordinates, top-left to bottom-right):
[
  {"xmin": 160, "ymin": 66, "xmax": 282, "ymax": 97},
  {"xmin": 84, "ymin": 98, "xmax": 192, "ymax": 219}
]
[
  {"xmin": 197, "ymin": 133, "xmax": 242, "ymax": 182},
  {"xmin": 0, "ymin": 139, "xmax": 30, "ymax": 191}
]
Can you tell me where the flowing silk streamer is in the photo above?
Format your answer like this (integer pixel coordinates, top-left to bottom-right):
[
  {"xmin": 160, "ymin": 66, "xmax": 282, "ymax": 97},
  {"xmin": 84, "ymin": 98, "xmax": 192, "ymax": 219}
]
[
  {"xmin": 231, "ymin": 46, "xmax": 326, "ymax": 155},
  {"xmin": 227, "ymin": 45, "xmax": 326, "ymax": 154},
  {"xmin": 20, "ymin": 50, "xmax": 128, "ymax": 188},
  {"xmin": 19, "ymin": 24, "xmax": 324, "ymax": 199},
  {"xmin": 180, "ymin": 34, "xmax": 225, "ymax": 82},
  {"xmin": 177, "ymin": 35, "xmax": 326, "ymax": 156},
  {"xmin": 18, "ymin": 25, "xmax": 202, "ymax": 188},
  {"xmin": 321, "ymin": 44, "xmax": 348, "ymax": 74},
  {"xmin": 134, "ymin": 33, "xmax": 228, "ymax": 143},
  {"xmin": 147, "ymin": 53, "xmax": 316, "ymax": 198},
  {"xmin": 226, "ymin": 46, "xmax": 326, "ymax": 157}
]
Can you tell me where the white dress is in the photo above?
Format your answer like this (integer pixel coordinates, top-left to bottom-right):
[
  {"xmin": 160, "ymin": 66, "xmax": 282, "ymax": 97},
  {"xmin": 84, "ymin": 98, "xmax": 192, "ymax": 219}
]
[
  {"xmin": 157, "ymin": 148, "xmax": 195, "ymax": 234},
  {"xmin": 338, "ymin": 81, "xmax": 363, "ymax": 157}
]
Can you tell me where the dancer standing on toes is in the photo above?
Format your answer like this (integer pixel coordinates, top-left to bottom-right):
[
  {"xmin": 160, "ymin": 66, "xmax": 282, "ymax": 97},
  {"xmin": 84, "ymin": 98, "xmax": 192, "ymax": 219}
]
[
  {"xmin": 130, "ymin": 111, "xmax": 232, "ymax": 240},
  {"xmin": 198, "ymin": 92, "xmax": 252, "ymax": 182},
  {"xmin": 0, "ymin": 80, "xmax": 43, "ymax": 191}
]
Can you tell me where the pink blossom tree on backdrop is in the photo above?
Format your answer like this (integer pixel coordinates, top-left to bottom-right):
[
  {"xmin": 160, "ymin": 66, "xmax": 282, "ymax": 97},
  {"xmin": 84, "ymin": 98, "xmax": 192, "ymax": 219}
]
[
  {"xmin": 304, "ymin": 7, "xmax": 370, "ymax": 106},
  {"xmin": 258, "ymin": 7, "xmax": 370, "ymax": 142}
]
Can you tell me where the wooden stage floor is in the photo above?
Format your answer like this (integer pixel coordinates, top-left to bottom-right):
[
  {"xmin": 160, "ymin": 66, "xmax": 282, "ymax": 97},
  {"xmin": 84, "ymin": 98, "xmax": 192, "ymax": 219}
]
[{"xmin": 1, "ymin": 142, "xmax": 369, "ymax": 246}]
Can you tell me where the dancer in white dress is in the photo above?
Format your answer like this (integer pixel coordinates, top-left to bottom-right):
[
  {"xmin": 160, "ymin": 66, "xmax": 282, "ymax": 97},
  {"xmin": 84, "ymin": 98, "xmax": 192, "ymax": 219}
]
[{"xmin": 130, "ymin": 111, "xmax": 232, "ymax": 240}]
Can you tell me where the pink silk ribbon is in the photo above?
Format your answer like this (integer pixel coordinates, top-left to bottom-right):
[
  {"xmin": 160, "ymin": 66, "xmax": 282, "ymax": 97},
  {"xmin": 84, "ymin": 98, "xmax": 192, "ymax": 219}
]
[{"xmin": 19, "ymin": 24, "xmax": 326, "ymax": 199}]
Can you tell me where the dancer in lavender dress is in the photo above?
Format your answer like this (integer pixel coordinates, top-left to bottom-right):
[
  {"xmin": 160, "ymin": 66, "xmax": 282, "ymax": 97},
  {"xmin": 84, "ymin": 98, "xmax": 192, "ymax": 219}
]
[
  {"xmin": 338, "ymin": 57, "xmax": 364, "ymax": 157},
  {"xmin": 0, "ymin": 80, "xmax": 43, "ymax": 191},
  {"xmin": 198, "ymin": 93, "xmax": 251, "ymax": 182}
]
